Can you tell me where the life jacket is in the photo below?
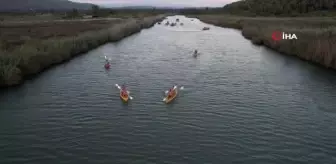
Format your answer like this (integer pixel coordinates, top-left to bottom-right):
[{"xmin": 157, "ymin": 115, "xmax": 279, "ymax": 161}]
[{"xmin": 121, "ymin": 91, "xmax": 127, "ymax": 97}]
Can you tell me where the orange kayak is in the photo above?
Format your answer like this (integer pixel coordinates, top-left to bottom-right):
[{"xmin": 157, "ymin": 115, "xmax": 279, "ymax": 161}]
[
  {"xmin": 164, "ymin": 88, "xmax": 178, "ymax": 104},
  {"xmin": 120, "ymin": 90, "xmax": 129, "ymax": 102}
]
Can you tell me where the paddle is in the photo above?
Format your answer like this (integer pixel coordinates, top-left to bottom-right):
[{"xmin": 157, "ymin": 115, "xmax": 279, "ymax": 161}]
[
  {"xmin": 115, "ymin": 83, "xmax": 121, "ymax": 90},
  {"xmin": 104, "ymin": 56, "xmax": 112, "ymax": 61},
  {"xmin": 163, "ymin": 85, "xmax": 184, "ymax": 101},
  {"xmin": 192, "ymin": 50, "xmax": 200, "ymax": 56},
  {"xmin": 115, "ymin": 84, "xmax": 133, "ymax": 100}
]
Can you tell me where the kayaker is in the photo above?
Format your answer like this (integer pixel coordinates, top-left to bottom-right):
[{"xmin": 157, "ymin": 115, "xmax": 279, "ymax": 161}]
[
  {"xmin": 121, "ymin": 85, "xmax": 126, "ymax": 91},
  {"xmin": 168, "ymin": 87, "xmax": 174, "ymax": 96},
  {"xmin": 121, "ymin": 85, "xmax": 127, "ymax": 96},
  {"xmin": 104, "ymin": 62, "xmax": 110, "ymax": 69},
  {"xmin": 168, "ymin": 92, "xmax": 173, "ymax": 98}
]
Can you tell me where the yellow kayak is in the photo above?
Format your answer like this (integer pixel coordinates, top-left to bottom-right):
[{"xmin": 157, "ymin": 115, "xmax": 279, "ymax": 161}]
[
  {"xmin": 120, "ymin": 91, "xmax": 129, "ymax": 102},
  {"xmin": 164, "ymin": 88, "xmax": 178, "ymax": 104}
]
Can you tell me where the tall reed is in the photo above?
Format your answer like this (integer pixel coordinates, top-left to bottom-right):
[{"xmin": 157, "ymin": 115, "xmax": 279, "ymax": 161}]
[
  {"xmin": 0, "ymin": 15, "xmax": 165, "ymax": 87},
  {"xmin": 195, "ymin": 15, "xmax": 336, "ymax": 69}
]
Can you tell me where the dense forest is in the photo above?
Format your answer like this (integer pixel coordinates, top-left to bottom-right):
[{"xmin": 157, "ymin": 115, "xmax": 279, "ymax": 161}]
[{"xmin": 180, "ymin": 0, "xmax": 336, "ymax": 16}]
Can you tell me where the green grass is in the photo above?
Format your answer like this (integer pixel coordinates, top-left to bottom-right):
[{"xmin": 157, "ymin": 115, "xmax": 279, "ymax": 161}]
[{"xmin": 194, "ymin": 15, "xmax": 336, "ymax": 69}]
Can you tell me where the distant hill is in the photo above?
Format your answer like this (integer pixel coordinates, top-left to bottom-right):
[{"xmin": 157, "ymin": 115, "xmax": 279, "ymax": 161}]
[
  {"xmin": 101, "ymin": 4, "xmax": 192, "ymax": 9},
  {"xmin": 0, "ymin": 0, "xmax": 93, "ymax": 11},
  {"xmin": 222, "ymin": 0, "xmax": 336, "ymax": 16},
  {"xmin": 112, "ymin": 6, "xmax": 156, "ymax": 9}
]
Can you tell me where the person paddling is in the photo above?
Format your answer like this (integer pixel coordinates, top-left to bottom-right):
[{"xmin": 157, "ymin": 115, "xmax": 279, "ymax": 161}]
[
  {"xmin": 168, "ymin": 86, "xmax": 175, "ymax": 96},
  {"xmin": 120, "ymin": 85, "xmax": 128, "ymax": 97},
  {"xmin": 104, "ymin": 60, "xmax": 110, "ymax": 69},
  {"xmin": 121, "ymin": 85, "xmax": 126, "ymax": 91}
]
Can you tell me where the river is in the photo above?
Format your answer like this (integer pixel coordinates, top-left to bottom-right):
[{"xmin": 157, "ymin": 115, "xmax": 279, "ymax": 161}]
[{"xmin": 1, "ymin": 15, "xmax": 336, "ymax": 164}]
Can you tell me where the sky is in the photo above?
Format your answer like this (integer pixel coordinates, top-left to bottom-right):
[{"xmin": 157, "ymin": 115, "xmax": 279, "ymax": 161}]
[{"xmin": 70, "ymin": 0, "xmax": 238, "ymax": 7}]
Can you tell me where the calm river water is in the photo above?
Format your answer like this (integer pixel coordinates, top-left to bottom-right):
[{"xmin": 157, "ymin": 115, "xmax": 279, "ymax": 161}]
[{"xmin": 1, "ymin": 16, "xmax": 336, "ymax": 164}]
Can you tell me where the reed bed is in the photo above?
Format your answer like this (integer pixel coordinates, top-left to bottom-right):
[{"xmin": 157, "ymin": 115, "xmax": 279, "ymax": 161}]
[
  {"xmin": 194, "ymin": 15, "xmax": 336, "ymax": 70},
  {"xmin": 0, "ymin": 15, "xmax": 165, "ymax": 87}
]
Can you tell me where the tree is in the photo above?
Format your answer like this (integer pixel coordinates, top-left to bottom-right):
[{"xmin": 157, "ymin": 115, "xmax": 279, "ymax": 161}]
[
  {"xmin": 72, "ymin": 8, "xmax": 79, "ymax": 16},
  {"xmin": 208, "ymin": 0, "xmax": 336, "ymax": 16},
  {"xmin": 92, "ymin": 5, "xmax": 100, "ymax": 17},
  {"xmin": 65, "ymin": 8, "xmax": 79, "ymax": 18}
]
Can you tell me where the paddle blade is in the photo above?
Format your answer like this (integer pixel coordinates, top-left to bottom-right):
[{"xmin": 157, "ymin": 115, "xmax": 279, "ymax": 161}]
[
  {"xmin": 105, "ymin": 56, "xmax": 107, "ymax": 59},
  {"xmin": 129, "ymin": 96, "xmax": 133, "ymax": 100},
  {"xmin": 163, "ymin": 98, "xmax": 166, "ymax": 101},
  {"xmin": 180, "ymin": 86, "xmax": 184, "ymax": 90},
  {"xmin": 115, "ymin": 84, "xmax": 121, "ymax": 90}
]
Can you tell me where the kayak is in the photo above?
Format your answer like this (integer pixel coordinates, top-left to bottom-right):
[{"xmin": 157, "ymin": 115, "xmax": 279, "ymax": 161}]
[
  {"xmin": 164, "ymin": 87, "xmax": 178, "ymax": 104},
  {"xmin": 120, "ymin": 90, "xmax": 129, "ymax": 102},
  {"xmin": 115, "ymin": 84, "xmax": 133, "ymax": 101}
]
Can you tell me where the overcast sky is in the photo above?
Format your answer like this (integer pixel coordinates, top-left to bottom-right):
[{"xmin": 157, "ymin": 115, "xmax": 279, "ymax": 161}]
[{"xmin": 70, "ymin": 0, "xmax": 238, "ymax": 7}]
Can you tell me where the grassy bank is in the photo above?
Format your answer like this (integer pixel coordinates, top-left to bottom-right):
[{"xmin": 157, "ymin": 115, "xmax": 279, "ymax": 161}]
[
  {"xmin": 193, "ymin": 15, "xmax": 336, "ymax": 70},
  {"xmin": 0, "ymin": 15, "xmax": 165, "ymax": 87}
]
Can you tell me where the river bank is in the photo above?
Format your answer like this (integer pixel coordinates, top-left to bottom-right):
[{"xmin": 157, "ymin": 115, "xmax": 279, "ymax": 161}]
[
  {"xmin": 193, "ymin": 15, "xmax": 336, "ymax": 70},
  {"xmin": 0, "ymin": 15, "xmax": 165, "ymax": 87}
]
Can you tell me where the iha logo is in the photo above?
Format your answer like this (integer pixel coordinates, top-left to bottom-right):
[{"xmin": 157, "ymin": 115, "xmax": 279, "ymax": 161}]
[{"xmin": 271, "ymin": 31, "xmax": 297, "ymax": 41}]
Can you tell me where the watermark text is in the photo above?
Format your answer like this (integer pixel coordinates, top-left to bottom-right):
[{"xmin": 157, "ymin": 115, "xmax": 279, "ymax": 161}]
[{"xmin": 272, "ymin": 31, "xmax": 297, "ymax": 41}]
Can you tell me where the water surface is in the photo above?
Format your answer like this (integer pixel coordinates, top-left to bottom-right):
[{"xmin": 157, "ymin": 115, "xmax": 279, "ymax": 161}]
[{"xmin": 1, "ymin": 15, "xmax": 336, "ymax": 164}]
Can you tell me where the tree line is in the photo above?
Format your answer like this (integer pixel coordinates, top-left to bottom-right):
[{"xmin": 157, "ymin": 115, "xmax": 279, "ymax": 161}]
[
  {"xmin": 0, "ymin": 5, "xmax": 173, "ymax": 19},
  {"xmin": 2, "ymin": 0, "xmax": 336, "ymax": 18},
  {"xmin": 179, "ymin": 0, "xmax": 336, "ymax": 16}
]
